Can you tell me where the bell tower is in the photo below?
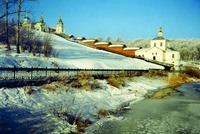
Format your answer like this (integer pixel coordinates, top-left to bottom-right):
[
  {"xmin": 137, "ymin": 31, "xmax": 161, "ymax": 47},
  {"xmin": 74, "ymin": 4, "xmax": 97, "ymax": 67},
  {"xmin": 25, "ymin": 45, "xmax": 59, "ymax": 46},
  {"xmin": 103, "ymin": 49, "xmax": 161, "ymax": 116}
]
[
  {"xmin": 56, "ymin": 16, "xmax": 64, "ymax": 34},
  {"xmin": 158, "ymin": 27, "xmax": 163, "ymax": 37}
]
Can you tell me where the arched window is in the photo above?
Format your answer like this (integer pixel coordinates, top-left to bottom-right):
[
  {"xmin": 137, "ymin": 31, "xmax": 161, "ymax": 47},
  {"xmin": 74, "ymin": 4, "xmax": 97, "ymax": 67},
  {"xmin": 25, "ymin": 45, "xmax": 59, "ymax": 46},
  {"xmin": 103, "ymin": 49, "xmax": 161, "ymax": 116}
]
[
  {"xmin": 160, "ymin": 42, "xmax": 163, "ymax": 47},
  {"xmin": 154, "ymin": 43, "xmax": 156, "ymax": 47}
]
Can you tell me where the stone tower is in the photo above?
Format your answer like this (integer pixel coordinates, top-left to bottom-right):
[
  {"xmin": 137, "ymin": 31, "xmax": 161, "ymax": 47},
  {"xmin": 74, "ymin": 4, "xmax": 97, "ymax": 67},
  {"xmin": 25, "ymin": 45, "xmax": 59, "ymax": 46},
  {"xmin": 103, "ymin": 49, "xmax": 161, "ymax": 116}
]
[{"xmin": 56, "ymin": 16, "xmax": 64, "ymax": 34}]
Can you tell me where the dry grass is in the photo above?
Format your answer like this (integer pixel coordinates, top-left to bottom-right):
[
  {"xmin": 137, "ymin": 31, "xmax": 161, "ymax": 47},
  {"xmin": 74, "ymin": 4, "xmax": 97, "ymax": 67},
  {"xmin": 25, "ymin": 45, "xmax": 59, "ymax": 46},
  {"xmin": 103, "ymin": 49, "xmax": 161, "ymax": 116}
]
[
  {"xmin": 24, "ymin": 86, "xmax": 34, "ymax": 95},
  {"xmin": 53, "ymin": 111, "xmax": 91, "ymax": 133},
  {"xmin": 97, "ymin": 109, "xmax": 110, "ymax": 117},
  {"xmin": 42, "ymin": 81, "xmax": 65, "ymax": 92},
  {"xmin": 75, "ymin": 113, "xmax": 91, "ymax": 133},
  {"xmin": 143, "ymin": 70, "xmax": 168, "ymax": 78},
  {"xmin": 106, "ymin": 75, "xmax": 127, "ymax": 88},
  {"xmin": 151, "ymin": 88, "xmax": 177, "ymax": 99},
  {"xmin": 40, "ymin": 72, "xmax": 101, "ymax": 92},
  {"xmin": 168, "ymin": 73, "xmax": 188, "ymax": 87}
]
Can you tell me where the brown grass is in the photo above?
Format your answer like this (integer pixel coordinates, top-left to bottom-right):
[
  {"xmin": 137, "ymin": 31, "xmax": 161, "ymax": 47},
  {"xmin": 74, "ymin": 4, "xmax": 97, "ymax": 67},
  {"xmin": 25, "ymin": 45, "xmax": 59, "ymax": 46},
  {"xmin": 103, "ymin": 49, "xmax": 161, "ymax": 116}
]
[
  {"xmin": 106, "ymin": 75, "xmax": 126, "ymax": 88},
  {"xmin": 168, "ymin": 73, "xmax": 188, "ymax": 87},
  {"xmin": 42, "ymin": 81, "xmax": 64, "ymax": 92},
  {"xmin": 97, "ymin": 109, "xmax": 110, "ymax": 117},
  {"xmin": 143, "ymin": 70, "xmax": 168, "ymax": 77},
  {"xmin": 74, "ymin": 113, "xmax": 91, "ymax": 133},
  {"xmin": 151, "ymin": 88, "xmax": 177, "ymax": 99}
]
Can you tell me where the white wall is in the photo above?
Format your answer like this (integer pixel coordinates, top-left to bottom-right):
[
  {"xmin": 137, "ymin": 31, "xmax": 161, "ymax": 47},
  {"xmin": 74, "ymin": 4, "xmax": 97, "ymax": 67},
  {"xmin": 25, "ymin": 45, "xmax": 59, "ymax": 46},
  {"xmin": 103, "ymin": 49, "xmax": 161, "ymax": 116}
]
[
  {"xmin": 150, "ymin": 40, "xmax": 166, "ymax": 51},
  {"xmin": 164, "ymin": 51, "xmax": 180, "ymax": 66},
  {"xmin": 146, "ymin": 47, "xmax": 164, "ymax": 62}
]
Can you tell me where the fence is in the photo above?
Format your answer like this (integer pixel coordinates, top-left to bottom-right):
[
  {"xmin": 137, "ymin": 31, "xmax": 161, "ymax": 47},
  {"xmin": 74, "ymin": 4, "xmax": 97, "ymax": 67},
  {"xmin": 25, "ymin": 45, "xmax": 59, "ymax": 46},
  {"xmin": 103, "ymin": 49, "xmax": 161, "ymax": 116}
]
[{"xmin": 0, "ymin": 67, "xmax": 149, "ymax": 80}]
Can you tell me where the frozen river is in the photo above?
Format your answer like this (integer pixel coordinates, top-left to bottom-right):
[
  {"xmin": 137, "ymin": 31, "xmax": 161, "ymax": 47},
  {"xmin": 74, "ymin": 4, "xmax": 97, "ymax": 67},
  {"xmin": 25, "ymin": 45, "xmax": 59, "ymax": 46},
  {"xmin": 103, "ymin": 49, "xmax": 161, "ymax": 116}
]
[{"xmin": 95, "ymin": 82, "xmax": 200, "ymax": 134}]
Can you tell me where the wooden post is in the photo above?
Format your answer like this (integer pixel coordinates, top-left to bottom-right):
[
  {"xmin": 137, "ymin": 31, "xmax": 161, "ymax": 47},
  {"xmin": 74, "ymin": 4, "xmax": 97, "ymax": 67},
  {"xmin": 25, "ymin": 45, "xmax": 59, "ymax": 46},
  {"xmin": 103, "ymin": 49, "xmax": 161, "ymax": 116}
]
[
  {"xmin": 31, "ymin": 67, "xmax": 33, "ymax": 79},
  {"xmin": 46, "ymin": 67, "xmax": 48, "ymax": 77},
  {"xmin": 13, "ymin": 67, "xmax": 16, "ymax": 80}
]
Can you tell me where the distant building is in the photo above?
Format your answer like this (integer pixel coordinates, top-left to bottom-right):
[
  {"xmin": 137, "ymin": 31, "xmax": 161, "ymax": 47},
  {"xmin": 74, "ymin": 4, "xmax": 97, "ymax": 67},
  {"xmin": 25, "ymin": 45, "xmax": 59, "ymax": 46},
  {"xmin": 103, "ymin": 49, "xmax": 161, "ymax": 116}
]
[
  {"xmin": 22, "ymin": 13, "xmax": 32, "ymax": 30},
  {"xmin": 34, "ymin": 16, "xmax": 49, "ymax": 32},
  {"xmin": 135, "ymin": 27, "xmax": 180, "ymax": 66},
  {"xmin": 56, "ymin": 16, "xmax": 64, "ymax": 34},
  {"xmin": 22, "ymin": 14, "xmax": 64, "ymax": 34}
]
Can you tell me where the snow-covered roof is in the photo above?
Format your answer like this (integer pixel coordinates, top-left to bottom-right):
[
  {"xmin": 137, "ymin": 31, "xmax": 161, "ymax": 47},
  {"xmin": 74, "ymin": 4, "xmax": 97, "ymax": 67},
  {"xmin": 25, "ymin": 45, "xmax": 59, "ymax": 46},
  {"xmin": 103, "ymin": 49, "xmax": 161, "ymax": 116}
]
[
  {"xmin": 108, "ymin": 44, "xmax": 126, "ymax": 48},
  {"xmin": 123, "ymin": 47, "xmax": 140, "ymax": 50},
  {"xmin": 95, "ymin": 42, "xmax": 110, "ymax": 45},
  {"xmin": 82, "ymin": 39, "xmax": 97, "ymax": 43},
  {"xmin": 76, "ymin": 37, "xmax": 86, "ymax": 39},
  {"xmin": 152, "ymin": 36, "xmax": 166, "ymax": 40},
  {"xmin": 136, "ymin": 48, "xmax": 149, "ymax": 52},
  {"xmin": 69, "ymin": 34, "xmax": 74, "ymax": 37}
]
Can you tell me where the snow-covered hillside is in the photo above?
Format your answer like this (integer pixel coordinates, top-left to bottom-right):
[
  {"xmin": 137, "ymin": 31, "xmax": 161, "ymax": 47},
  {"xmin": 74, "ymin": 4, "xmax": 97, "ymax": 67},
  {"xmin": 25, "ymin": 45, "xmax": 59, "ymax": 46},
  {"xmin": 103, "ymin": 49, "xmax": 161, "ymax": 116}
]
[{"xmin": 0, "ymin": 31, "xmax": 163, "ymax": 70}]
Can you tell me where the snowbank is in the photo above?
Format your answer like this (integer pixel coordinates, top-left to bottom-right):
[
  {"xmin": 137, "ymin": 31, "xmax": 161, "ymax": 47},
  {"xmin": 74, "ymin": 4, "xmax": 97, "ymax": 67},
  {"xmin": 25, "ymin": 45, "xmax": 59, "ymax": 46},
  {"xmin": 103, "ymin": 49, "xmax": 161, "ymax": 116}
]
[{"xmin": 0, "ymin": 76, "xmax": 168, "ymax": 133}]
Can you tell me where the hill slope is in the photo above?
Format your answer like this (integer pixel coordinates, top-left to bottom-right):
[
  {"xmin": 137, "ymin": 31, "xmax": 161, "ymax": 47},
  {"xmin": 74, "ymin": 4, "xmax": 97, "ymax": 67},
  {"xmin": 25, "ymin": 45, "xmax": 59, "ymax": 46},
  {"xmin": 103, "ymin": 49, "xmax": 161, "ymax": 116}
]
[{"xmin": 0, "ymin": 31, "xmax": 163, "ymax": 70}]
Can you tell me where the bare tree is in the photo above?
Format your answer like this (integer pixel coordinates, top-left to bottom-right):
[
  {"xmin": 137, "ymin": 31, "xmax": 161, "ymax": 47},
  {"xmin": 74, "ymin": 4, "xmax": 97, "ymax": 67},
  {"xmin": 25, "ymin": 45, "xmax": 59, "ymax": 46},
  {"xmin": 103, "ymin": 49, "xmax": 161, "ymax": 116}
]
[
  {"xmin": 15, "ymin": 0, "xmax": 38, "ymax": 54},
  {"xmin": 5, "ymin": 0, "xmax": 11, "ymax": 50},
  {"xmin": 15, "ymin": 0, "xmax": 21, "ymax": 53}
]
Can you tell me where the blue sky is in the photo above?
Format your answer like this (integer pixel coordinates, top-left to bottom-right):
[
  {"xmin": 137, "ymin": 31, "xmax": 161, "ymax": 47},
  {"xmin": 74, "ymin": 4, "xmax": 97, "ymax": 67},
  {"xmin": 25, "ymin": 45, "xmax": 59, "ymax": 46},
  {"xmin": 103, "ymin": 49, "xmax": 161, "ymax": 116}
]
[{"xmin": 30, "ymin": 0, "xmax": 200, "ymax": 40}]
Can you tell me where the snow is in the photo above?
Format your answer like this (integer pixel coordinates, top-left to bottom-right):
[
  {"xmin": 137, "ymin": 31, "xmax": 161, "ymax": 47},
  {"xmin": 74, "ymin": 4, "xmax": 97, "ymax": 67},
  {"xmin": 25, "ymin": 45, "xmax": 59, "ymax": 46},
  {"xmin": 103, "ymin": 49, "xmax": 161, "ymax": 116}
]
[
  {"xmin": 0, "ymin": 31, "xmax": 164, "ymax": 70},
  {"xmin": 82, "ymin": 39, "xmax": 97, "ymax": 42},
  {"xmin": 123, "ymin": 47, "xmax": 140, "ymax": 50},
  {"xmin": 0, "ymin": 77, "xmax": 168, "ymax": 133},
  {"xmin": 136, "ymin": 48, "xmax": 150, "ymax": 52},
  {"xmin": 108, "ymin": 44, "xmax": 126, "ymax": 48},
  {"xmin": 94, "ymin": 42, "xmax": 111, "ymax": 45},
  {"xmin": 0, "ymin": 31, "xmax": 168, "ymax": 133}
]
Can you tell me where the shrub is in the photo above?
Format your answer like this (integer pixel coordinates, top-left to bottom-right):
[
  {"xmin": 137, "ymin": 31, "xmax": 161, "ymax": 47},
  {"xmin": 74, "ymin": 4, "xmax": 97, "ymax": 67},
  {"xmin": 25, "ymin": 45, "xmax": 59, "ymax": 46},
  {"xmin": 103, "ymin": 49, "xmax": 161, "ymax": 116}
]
[{"xmin": 182, "ymin": 66, "xmax": 200, "ymax": 78}]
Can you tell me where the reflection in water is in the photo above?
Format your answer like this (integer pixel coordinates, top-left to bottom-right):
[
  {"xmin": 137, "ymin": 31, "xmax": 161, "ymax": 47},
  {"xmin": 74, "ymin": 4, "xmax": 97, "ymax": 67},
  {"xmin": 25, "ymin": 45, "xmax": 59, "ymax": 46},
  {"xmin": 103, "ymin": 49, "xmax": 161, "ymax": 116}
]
[{"xmin": 95, "ymin": 82, "xmax": 200, "ymax": 134}]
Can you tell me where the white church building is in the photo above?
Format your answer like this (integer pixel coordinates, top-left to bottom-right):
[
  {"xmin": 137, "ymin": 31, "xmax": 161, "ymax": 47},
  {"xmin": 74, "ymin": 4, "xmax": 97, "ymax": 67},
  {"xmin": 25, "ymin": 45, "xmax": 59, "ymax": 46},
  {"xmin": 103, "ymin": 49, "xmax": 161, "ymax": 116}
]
[
  {"xmin": 22, "ymin": 13, "xmax": 64, "ymax": 34},
  {"xmin": 135, "ymin": 27, "xmax": 180, "ymax": 67}
]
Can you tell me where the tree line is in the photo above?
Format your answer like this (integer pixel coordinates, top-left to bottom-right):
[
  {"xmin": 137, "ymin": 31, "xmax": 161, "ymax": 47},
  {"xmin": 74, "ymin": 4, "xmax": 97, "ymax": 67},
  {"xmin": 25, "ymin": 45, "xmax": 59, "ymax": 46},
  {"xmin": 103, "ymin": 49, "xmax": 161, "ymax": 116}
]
[{"xmin": 0, "ymin": 0, "xmax": 52, "ymax": 57}]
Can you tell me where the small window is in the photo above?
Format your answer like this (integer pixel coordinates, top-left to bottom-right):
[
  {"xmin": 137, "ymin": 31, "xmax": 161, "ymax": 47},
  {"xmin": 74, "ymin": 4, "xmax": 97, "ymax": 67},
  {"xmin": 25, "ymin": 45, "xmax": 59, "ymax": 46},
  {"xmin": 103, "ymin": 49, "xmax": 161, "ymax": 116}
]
[
  {"xmin": 156, "ymin": 53, "xmax": 157, "ymax": 55},
  {"xmin": 152, "ymin": 53, "xmax": 154, "ymax": 55},
  {"xmin": 160, "ymin": 42, "xmax": 163, "ymax": 47},
  {"xmin": 154, "ymin": 43, "xmax": 156, "ymax": 47},
  {"xmin": 172, "ymin": 54, "xmax": 175, "ymax": 58}
]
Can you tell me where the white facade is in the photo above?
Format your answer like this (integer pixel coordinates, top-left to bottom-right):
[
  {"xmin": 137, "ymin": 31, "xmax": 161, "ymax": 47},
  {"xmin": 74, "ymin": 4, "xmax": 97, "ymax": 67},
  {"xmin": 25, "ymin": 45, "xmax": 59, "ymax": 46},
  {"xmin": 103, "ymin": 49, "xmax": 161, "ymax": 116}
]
[
  {"xmin": 56, "ymin": 16, "xmax": 64, "ymax": 34},
  {"xmin": 135, "ymin": 27, "xmax": 180, "ymax": 67},
  {"xmin": 22, "ymin": 15, "xmax": 64, "ymax": 34}
]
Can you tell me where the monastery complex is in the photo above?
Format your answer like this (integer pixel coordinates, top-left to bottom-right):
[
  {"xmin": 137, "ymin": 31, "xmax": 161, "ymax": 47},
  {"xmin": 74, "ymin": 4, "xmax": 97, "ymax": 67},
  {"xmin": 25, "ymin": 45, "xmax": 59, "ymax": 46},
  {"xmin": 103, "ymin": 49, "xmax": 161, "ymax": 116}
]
[
  {"xmin": 22, "ymin": 14, "xmax": 64, "ymax": 34},
  {"xmin": 72, "ymin": 27, "xmax": 180, "ymax": 68},
  {"xmin": 21, "ymin": 14, "xmax": 180, "ymax": 68}
]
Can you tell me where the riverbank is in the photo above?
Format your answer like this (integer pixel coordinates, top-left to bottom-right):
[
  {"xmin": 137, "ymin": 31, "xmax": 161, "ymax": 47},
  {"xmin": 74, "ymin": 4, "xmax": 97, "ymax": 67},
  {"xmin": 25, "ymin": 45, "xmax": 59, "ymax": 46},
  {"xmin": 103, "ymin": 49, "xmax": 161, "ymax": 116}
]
[
  {"xmin": 0, "ymin": 75, "xmax": 168, "ymax": 133},
  {"xmin": 94, "ymin": 82, "xmax": 200, "ymax": 134},
  {"xmin": 1, "ymin": 69, "xmax": 200, "ymax": 133}
]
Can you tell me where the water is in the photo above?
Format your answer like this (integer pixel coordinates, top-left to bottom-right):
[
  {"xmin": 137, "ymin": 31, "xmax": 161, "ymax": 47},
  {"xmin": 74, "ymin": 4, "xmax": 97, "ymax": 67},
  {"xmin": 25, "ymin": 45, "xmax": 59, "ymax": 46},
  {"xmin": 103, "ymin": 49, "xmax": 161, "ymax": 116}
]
[{"xmin": 95, "ymin": 82, "xmax": 200, "ymax": 134}]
